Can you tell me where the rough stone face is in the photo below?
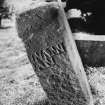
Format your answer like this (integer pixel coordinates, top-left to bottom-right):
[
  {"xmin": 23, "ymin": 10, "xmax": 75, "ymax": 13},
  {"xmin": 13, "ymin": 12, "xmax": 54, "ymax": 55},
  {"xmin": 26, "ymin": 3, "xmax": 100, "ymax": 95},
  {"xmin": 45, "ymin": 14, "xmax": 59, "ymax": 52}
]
[
  {"xmin": 16, "ymin": 5, "xmax": 88, "ymax": 105},
  {"xmin": 76, "ymin": 40, "xmax": 105, "ymax": 66}
]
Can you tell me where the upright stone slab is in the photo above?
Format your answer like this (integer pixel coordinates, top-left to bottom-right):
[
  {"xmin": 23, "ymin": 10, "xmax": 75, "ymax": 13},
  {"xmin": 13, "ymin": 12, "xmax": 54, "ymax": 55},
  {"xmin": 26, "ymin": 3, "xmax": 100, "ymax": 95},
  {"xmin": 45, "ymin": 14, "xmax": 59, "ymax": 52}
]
[
  {"xmin": 16, "ymin": 4, "xmax": 89, "ymax": 105},
  {"xmin": 76, "ymin": 40, "xmax": 105, "ymax": 66}
]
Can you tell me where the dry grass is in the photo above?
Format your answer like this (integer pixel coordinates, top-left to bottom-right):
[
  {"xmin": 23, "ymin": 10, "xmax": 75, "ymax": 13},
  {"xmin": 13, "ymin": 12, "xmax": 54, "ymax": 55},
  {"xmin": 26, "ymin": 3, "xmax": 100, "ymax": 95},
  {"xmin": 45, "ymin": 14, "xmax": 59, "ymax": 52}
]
[{"xmin": 85, "ymin": 67, "xmax": 105, "ymax": 105}]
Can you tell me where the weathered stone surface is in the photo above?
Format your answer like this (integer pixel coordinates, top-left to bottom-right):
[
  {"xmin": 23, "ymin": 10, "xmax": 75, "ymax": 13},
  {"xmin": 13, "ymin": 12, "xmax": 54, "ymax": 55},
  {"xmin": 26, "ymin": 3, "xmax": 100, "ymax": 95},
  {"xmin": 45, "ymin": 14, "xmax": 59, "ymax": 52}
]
[
  {"xmin": 17, "ymin": 5, "xmax": 87, "ymax": 105},
  {"xmin": 76, "ymin": 40, "xmax": 105, "ymax": 66}
]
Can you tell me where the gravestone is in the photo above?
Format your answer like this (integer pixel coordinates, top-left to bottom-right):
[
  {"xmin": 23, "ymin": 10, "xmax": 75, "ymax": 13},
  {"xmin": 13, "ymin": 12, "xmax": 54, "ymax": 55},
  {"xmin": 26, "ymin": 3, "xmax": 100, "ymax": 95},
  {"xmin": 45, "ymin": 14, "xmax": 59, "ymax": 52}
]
[
  {"xmin": 16, "ymin": 4, "xmax": 91, "ymax": 105},
  {"xmin": 76, "ymin": 40, "xmax": 105, "ymax": 66}
]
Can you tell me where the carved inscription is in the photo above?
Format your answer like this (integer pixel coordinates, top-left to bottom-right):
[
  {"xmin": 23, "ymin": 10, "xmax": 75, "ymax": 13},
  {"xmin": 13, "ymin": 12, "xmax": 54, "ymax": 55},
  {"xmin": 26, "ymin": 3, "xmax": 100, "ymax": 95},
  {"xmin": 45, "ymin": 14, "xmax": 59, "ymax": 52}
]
[{"xmin": 31, "ymin": 42, "xmax": 66, "ymax": 70}]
